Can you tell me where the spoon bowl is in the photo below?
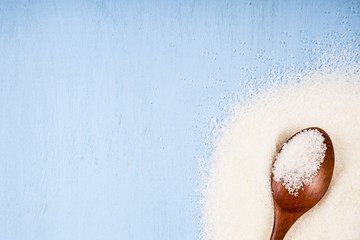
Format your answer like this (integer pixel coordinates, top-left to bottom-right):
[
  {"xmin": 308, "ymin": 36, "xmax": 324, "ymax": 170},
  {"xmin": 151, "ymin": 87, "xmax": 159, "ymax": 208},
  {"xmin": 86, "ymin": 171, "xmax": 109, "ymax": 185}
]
[{"xmin": 269, "ymin": 127, "xmax": 335, "ymax": 240}]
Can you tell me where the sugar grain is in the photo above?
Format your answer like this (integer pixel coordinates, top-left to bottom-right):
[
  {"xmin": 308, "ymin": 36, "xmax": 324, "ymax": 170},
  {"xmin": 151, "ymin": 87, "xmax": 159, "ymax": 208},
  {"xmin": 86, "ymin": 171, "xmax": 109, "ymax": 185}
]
[
  {"xmin": 272, "ymin": 129, "xmax": 327, "ymax": 196},
  {"xmin": 200, "ymin": 53, "xmax": 360, "ymax": 240}
]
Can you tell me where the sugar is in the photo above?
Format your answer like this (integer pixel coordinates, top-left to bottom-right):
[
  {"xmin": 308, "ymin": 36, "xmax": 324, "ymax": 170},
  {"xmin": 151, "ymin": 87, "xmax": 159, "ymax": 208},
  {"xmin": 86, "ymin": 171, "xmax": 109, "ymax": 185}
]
[
  {"xmin": 272, "ymin": 129, "xmax": 327, "ymax": 196},
  {"xmin": 200, "ymin": 51, "xmax": 360, "ymax": 240}
]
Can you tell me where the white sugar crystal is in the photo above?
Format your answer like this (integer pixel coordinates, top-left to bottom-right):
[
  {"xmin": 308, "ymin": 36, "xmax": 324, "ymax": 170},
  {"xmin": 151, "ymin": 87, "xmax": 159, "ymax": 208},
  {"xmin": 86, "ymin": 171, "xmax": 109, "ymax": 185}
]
[
  {"xmin": 272, "ymin": 129, "xmax": 327, "ymax": 196},
  {"xmin": 200, "ymin": 50, "xmax": 360, "ymax": 240}
]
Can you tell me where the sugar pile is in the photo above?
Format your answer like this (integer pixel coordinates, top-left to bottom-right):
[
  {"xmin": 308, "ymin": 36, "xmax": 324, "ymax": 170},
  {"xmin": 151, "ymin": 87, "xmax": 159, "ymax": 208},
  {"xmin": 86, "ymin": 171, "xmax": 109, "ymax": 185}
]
[
  {"xmin": 200, "ymin": 53, "xmax": 360, "ymax": 239},
  {"xmin": 272, "ymin": 129, "xmax": 327, "ymax": 196}
]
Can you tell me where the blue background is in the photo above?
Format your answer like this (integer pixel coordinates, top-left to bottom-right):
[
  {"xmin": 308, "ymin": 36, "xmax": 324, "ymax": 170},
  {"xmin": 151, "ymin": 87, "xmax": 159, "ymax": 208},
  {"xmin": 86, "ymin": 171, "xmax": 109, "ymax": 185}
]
[{"xmin": 0, "ymin": 1, "xmax": 359, "ymax": 239}]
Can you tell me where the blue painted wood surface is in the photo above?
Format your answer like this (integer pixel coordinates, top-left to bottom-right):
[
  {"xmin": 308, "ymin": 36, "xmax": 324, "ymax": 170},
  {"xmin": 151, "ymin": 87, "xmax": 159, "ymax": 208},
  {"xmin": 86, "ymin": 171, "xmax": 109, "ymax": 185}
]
[{"xmin": 0, "ymin": 1, "xmax": 359, "ymax": 239}]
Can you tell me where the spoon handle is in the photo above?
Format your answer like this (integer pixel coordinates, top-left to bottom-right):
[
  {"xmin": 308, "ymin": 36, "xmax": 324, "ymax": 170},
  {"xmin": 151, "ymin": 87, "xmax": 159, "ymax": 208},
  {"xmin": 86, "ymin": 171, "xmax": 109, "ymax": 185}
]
[{"xmin": 269, "ymin": 205, "xmax": 304, "ymax": 240}]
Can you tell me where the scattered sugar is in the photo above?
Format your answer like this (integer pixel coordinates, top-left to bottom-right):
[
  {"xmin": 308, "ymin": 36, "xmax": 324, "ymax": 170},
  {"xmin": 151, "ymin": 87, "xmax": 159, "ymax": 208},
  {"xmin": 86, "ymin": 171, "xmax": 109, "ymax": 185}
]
[
  {"xmin": 272, "ymin": 129, "xmax": 327, "ymax": 196},
  {"xmin": 199, "ymin": 50, "xmax": 360, "ymax": 240}
]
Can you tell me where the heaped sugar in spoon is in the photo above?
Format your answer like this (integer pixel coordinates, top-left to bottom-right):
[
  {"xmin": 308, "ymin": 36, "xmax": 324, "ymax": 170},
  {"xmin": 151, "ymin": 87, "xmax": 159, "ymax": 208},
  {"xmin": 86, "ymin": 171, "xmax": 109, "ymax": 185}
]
[{"xmin": 269, "ymin": 127, "xmax": 335, "ymax": 240}]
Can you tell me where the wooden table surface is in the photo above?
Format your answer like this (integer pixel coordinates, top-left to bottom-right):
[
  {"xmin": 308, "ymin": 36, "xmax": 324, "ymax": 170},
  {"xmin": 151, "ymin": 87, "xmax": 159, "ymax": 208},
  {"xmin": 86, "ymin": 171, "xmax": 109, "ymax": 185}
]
[{"xmin": 0, "ymin": 1, "xmax": 359, "ymax": 239}]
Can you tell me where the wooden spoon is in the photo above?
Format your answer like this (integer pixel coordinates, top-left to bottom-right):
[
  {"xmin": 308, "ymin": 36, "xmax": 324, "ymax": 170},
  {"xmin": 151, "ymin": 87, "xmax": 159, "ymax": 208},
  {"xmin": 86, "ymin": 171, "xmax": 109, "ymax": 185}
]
[{"xmin": 269, "ymin": 127, "xmax": 335, "ymax": 240}]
